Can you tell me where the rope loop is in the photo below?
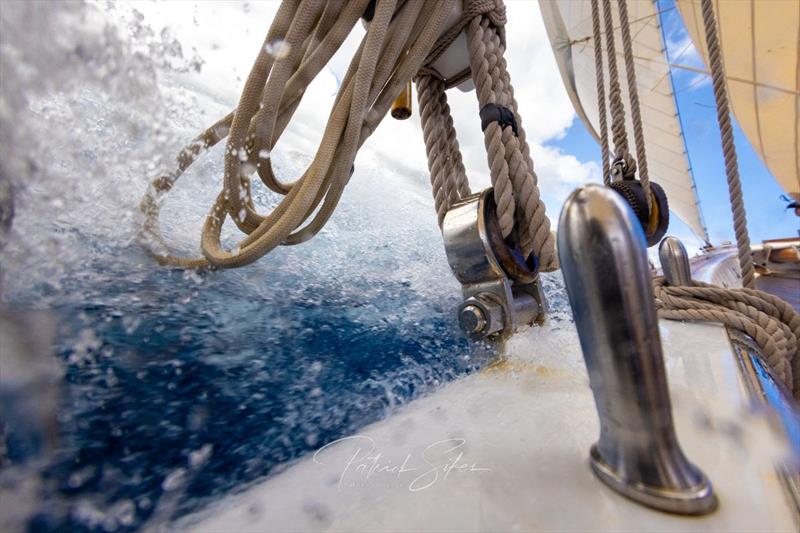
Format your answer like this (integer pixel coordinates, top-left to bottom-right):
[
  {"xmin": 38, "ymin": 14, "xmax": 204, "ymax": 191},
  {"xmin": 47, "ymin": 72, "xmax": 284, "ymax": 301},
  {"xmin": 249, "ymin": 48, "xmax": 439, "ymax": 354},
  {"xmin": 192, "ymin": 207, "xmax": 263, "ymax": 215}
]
[
  {"xmin": 654, "ymin": 277, "xmax": 800, "ymax": 399},
  {"xmin": 140, "ymin": 0, "xmax": 458, "ymax": 268},
  {"xmin": 463, "ymin": 12, "xmax": 558, "ymax": 271},
  {"xmin": 142, "ymin": 0, "xmax": 559, "ymax": 276},
  {"xmin": 416, "ymin": 4, "xmax": 558, "ymax": 272}
]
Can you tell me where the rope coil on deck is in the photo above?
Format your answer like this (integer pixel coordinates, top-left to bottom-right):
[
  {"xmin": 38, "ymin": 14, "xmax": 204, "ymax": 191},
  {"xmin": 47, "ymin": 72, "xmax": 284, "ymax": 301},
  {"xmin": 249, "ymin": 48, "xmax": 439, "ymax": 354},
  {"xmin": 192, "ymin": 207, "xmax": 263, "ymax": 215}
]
[
  {"xmin": 654, "ymin": 278, "xmax": 800, "ymax": 399},
  {"xmin": 652, "ymin": 0, "xmax": 793, "ymax": 396}
]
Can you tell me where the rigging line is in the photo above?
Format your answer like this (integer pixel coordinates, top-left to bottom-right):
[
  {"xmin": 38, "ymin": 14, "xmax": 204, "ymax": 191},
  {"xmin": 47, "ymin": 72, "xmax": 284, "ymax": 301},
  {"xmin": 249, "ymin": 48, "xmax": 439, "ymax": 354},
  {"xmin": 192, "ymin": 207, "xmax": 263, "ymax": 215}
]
[
  {"xmin": 622, "ymin": 53, "xmax": 800, "ymax": 96},
  {"xmin": 569, "ymin": 5, "xmax": 676, "ymax": 46},
  {"xmin": 619, "ymin": 0, "xmax": 653, "ymax": 207},
  {"xmin": 590, "ymin": 0, "xmax": 610, "ymax": 181},
  {"xmin": 656, "ymin": 0, "xmax": 709, "ymax": 244},
  {"xmin": 675, "ymin": 73, "xmax": 710, "ymax": 95},
  {"xmin": 600, "ymin": 0, "xmax": 630, "ymax": 163},
  {"xmin": 648, "ymin": 36, "xmax": 693, "ymax": 96},
  {"xmin": 748, "ymin": 0, "xmax": 766, "ymax": 160},
  {"xmin": 582, "ymin": 22, "xmax": 799, "ymax": 99},
  {"xmin": 670, "ymin": 38, "xmax": 695, "ymax": 65},
  {"xmin": 701, "ymin": 0, "xmax": 755, "ymax": 288}
]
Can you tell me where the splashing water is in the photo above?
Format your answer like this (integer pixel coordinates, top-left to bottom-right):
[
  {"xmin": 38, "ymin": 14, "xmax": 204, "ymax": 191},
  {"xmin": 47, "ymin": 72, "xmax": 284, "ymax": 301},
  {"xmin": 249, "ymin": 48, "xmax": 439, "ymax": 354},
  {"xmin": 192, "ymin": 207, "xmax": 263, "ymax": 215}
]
[{"xmin": 0, "ymin": 2, "xmax": 575, "ymax": 532}]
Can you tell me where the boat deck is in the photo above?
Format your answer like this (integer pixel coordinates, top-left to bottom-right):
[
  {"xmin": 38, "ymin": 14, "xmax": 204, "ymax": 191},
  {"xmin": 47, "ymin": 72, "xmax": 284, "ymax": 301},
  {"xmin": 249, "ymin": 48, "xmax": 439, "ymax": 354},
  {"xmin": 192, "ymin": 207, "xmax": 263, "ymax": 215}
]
[{"xmin": 756, "ymin": 274, "xmax": 800, "ymax": 312}]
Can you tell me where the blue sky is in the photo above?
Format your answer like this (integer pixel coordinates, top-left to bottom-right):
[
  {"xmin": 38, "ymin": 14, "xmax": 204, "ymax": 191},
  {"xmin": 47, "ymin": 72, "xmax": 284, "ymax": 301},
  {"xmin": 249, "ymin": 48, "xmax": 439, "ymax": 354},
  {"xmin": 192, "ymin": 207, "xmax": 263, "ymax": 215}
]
[{"xmin": 553, "ymin": 0, "xmax": 797, "ymax": 247}]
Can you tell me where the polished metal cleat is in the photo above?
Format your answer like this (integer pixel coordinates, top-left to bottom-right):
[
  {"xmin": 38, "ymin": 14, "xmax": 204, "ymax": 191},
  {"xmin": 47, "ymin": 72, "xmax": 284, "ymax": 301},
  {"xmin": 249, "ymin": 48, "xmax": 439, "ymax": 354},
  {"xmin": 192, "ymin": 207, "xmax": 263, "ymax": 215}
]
[
  {"xmin": 442, "ymin": 189, "xmax": 546, "ymax": 340},
  {"xmin": 557, "ymin": 184, "xmax": 717, "ymax": 516},
  {"xmin": 659, "ymin": 236, "xmax": 693, "ymax": 286}
]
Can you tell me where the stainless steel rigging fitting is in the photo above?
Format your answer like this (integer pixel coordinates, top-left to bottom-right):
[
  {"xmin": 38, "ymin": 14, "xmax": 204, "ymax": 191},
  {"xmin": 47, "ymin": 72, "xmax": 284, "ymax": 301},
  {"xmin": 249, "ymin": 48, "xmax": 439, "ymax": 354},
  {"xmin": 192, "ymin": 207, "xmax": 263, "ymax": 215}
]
[
  {"xmin": 557, "ymin": 184, "xmax": 717, "ymax": 516},
  {"xmin": 442, "ymin": 189, "xmax": 546, "ymax": 340},
  {"xmin": 659, "ymin": 236, "xmax": 693, "ymax": 287}
]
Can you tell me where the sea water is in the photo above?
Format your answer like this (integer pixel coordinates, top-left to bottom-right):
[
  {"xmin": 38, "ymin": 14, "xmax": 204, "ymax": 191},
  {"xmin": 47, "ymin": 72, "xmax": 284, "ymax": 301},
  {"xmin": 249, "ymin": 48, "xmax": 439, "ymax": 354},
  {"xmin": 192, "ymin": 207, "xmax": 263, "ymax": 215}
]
[{"xmin": 0, "ymin": 2, "xmax": 570, "ymax": 531}]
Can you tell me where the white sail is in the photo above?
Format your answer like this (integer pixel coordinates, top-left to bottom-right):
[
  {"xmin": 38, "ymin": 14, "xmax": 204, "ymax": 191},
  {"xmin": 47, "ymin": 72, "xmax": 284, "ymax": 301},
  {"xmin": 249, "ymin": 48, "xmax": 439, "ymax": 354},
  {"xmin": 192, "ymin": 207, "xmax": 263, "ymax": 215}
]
[
  {"xmin": 676, "ymin": 0, "xmax": 800, "ymax": 198},
  {"xmin": 539, "ymin": 0, "xmax": 709, "ymax": 242}
]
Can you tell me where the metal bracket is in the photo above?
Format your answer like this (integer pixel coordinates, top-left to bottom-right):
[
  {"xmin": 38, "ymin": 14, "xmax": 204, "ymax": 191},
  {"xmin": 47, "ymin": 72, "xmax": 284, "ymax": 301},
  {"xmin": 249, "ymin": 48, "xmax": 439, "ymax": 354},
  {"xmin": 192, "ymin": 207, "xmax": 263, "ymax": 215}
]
[{"xmin": 442, "ymin": 189, "xmax": 546, "ymax": 339}]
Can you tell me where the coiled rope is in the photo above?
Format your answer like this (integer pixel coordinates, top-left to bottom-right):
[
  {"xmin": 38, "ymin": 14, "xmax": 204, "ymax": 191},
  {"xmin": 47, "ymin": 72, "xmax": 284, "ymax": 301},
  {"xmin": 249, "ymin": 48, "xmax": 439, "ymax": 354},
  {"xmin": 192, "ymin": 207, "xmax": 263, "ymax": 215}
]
[
  {"xmin": 140, "ymin": 0, "xmax": 556, "ymax": 273},
  {"xmin": 654, "ymin": 0, "xmax": 799, "ymax": 398},
  {"xmin": 654, "ymin": 278, "xmax": 800, "ymax": 398},
  {"xmin": 141, "ymin": 0, "xmax": 457, "ymax": 268}
]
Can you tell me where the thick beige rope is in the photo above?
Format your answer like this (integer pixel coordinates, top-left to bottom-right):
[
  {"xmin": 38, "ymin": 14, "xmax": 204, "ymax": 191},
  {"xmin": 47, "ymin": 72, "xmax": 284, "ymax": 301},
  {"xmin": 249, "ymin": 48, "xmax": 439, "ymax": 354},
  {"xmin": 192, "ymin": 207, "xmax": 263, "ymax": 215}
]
[
  {"xmin": 654, "ymin": 277, "xmax": 800, "ymax": 398},
  {"xmin": 617, "ymin": 0, "xmax": 651, "ymax": 209},
  {"xmin": 700, "ymin": 0, "xmax": 755, "ymax": 288},
  {"xmin": 140, "ymin": 0, "xmax": 456, "ymax": 268},
  {"xmin": 599, "ymin": 0, "xmax": 635, "ymax": 178},
  {"xmin": 142, "ymin": 0, "xmax": 558, "ymax": 278},
  {"xmin": 415, "ymin": 75, "xmax": 471, "ymax": 226},
  {"xmin": 465, "ymin": 13, "xmax": 558, "ymax": 271},
  {"xmin": 589, "ymin": 0, "xmax": 610, "ymax": 184},
  {"xmin": 414, "ymin": 1, "xmax": 558, "ymax": 272}
]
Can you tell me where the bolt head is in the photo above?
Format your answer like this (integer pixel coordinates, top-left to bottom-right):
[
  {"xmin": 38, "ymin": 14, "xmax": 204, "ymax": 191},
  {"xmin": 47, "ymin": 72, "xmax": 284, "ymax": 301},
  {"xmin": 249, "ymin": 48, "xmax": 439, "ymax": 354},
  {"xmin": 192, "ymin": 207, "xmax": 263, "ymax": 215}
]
[{"xmin": 459, "ymin": 304, "xmax": 487, "ymax": 335}]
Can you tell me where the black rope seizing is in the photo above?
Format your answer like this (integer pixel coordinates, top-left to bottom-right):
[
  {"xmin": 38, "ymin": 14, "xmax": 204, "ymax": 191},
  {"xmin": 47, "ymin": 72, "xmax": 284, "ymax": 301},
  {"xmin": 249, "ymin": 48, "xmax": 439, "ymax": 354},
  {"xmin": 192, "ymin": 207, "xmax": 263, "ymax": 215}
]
[{"xmin": 479, "ymin": 104, "xmax": 518, "ymax": 136}]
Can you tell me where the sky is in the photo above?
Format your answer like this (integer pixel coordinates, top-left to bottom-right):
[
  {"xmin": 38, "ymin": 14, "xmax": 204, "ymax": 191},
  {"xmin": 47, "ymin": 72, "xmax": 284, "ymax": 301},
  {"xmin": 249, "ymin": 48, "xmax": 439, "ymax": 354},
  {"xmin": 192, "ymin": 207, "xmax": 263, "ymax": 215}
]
[
  {"xmin": 556, "ymin": 0, "xmax": 798, "ymax": 248},
  {"xmin": 121, "ymin": 0, "xmax": 798, "ymax": 257}
]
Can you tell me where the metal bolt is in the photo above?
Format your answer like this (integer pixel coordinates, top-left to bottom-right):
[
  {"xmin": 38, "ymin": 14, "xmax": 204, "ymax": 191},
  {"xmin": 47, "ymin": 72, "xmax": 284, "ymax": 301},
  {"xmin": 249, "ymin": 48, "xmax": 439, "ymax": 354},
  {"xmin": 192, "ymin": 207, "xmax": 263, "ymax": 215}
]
[{"xmin": 459, "ymin": 304, "xmax": 487, "ymax": 335}]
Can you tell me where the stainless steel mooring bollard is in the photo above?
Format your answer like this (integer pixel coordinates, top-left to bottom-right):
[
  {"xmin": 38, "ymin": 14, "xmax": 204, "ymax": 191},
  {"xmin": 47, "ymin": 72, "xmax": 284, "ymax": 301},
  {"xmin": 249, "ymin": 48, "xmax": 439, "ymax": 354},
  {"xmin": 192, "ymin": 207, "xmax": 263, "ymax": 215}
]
[
  {"xmin": 557, "ymin": 184, "xmax": 717, "ymax": 515},
  {"xmin": 659, "ymin": 236, "xmax": 693, "ymax": 287}
]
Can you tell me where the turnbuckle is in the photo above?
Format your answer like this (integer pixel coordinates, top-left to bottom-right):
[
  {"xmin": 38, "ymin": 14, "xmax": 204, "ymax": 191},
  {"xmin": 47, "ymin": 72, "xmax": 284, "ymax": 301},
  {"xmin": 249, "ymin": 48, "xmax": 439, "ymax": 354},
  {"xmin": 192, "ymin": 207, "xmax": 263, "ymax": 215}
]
[{"xmin": 442, "ymin": 189, "xmax": 546, "ymax": 340}]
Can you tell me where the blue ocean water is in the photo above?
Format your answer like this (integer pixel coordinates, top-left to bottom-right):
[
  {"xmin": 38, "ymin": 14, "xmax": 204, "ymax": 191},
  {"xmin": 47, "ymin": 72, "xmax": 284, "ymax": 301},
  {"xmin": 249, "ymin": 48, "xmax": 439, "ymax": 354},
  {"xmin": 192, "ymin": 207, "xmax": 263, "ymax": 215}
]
[{"xmin": 4, "ymin": 234, "xmax": 501, "ymax": 532}]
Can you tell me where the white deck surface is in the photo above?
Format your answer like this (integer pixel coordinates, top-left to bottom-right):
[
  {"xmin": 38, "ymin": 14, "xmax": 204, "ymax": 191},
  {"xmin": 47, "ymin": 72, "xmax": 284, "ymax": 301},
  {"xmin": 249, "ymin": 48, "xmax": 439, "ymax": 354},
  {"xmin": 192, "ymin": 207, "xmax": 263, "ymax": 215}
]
[{"xmin": 184, "ymin": 318, "xmax": 797, "ymax": 532}]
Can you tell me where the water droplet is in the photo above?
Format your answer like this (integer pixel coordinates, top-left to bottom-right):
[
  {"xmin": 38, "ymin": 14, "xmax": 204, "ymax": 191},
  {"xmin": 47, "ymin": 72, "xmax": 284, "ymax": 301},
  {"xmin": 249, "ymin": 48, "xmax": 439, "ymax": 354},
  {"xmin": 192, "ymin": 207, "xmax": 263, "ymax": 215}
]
[
  {"xmin": 161, "ymin": 468, "xmax": 186, "ymax": 491},
  {"xmin": 188, "ymin": 443, "xmax": 213, "ymax": 467},
  {"xmin": 264, "ymin": 39, "xmax": 291, "ymax": 59}
]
